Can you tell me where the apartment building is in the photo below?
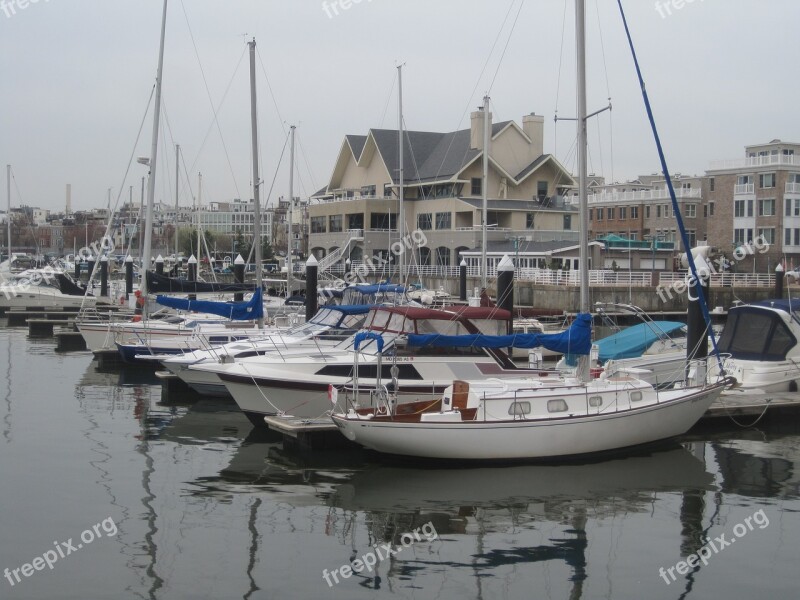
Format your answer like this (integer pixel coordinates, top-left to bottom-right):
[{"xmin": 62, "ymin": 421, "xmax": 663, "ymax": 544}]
[
  {"xmin": 586, "ymin": 174, "xmax": 705, "ymax": 252},
  {"xmin": 706, "ymin": 139, "xmax": 800, "ymax": 271},
  {"xmin": 307, "ymin": 109, "xmax": 578, "ymax": 270}
]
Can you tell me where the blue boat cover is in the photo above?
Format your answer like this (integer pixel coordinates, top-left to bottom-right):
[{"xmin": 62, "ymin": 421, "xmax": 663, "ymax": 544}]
[
  {"xmin": 753, "ymin": 299, "xmax": 800, "ymax": 313},
  {"xmin": 594, "ymin": 321, "xmax": 685, "ymax": 363},
  {"xmin": 353, "ymin": 331, "xmax": 385, "ymax": 353},
  {"xmin": 322, "ymin": 305, "xmax": 373, "ymax": 315},
  {"xmin": 407, "ymin": 313, "xmax": 593, "ymax": 355},
  {"xmin": 350, "ymin": 283, "xmax": 406, "ymax": 295},
  {"xmin": 155, "ymin": 287, "xmax": 263, "ymax": 320}
]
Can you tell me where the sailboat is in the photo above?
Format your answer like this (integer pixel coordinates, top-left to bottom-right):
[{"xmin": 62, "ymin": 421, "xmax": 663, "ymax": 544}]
[{"xmin": 330, "ymin": 0, "xmax": 732, "ymax": 461}]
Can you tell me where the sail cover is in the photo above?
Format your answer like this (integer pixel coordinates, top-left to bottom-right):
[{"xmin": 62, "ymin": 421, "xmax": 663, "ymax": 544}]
[
  {"xmin": 407, "ymin": 313, "xmax": 592, "ymax": 355},
  {"xmin": 146, "ymin": 270, "xmax": 256, "ymax": 293},
  {"xmin": 155, "ymin": 287, "xmax": 263, "ymax": 320}
]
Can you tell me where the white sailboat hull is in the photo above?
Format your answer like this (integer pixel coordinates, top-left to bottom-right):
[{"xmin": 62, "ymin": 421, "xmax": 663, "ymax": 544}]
[{"xmin": 331, "ymin": 383, "xmax": 724, "ymax": 460}]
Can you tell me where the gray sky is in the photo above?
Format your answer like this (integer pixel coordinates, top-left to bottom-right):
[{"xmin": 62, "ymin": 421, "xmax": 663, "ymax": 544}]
[{"xmin": 1, "ymin": 0, "xmax": 798, "ymax": 213}]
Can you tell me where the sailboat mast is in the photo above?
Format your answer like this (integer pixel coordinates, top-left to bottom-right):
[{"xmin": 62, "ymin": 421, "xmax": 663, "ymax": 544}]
[
  {"xmin": 6, "ymin": 165, "xmax": 10, "ymax": 261},
  {"xmin": 174, "ymin": 144, "xmax": 180, "ymax": 259},
  {"xmin": 397, "ymin": 64, "xmax": 404, "ymax": 281},
  {"xmin": 248, "ymin": 39, "xmax": 264, "ymax": 328},
  {"xmin": 482, "ymin": 96, "xmax": 490, "ymax": 289},
  {"xmin": 287, "ymin": 125, "xmax": 296, "ymax": 297},
  {"xmin": 197, "ymin": 171, "xmax": 202, "ymax": 261},
  {"xmin": 140, "ymin": 0, "xmax": 169, "ymax": 297},
  {"xmin": 576, "ymin": 0, "xmax": 589, "ymax": 313}
]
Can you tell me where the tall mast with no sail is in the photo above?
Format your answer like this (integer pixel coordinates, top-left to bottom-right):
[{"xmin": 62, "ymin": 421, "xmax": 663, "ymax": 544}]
[
  {"xmin": 140, "ymin": 0, "xmax": 169, "ymax": 298},
  {"xmin": 248, "ymin": 39, "xmax": 264, "ymax": 328}
]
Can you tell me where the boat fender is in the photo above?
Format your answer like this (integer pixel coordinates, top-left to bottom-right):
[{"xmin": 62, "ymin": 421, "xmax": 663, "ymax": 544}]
[{"xmin": 131, "ymin": 315, "xmax": 142, "ymax": 323}]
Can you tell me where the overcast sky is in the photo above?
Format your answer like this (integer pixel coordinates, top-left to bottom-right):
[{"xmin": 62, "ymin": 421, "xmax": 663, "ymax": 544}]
[{"xmin": 1, "ymin": 0, "xmax": 797, "ymax": 213}]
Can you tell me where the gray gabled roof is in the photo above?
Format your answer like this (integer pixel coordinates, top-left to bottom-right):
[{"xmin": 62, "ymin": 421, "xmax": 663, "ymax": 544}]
[
  {"xmin": 345, "ymin": 135, "xmax": 367, "ymax": 159},
  {"xmin": 368, "ymin": 121, "xmax": 512, "ymax": 184}
]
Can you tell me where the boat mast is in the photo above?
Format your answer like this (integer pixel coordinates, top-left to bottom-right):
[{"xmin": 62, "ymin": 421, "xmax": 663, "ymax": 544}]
[
  {"xmin": 397, "ymin": 64, "xmax": 404, "ymax": 281},
  {"xmin": 140, "ymin": 0, "xmax": 169, "ymax": 297},
  {"xmin": 6, "ymin": 164, "xmax": 10, "ymax": 261},
  {"xmin": 287, "ymin": 125, "xmax": 295, "ymax": 297},
  {"xmin": 576, "ymin": 0, "xmax": 590, "ymax": 381},
  {"xmin": 174, "ymin": 143, "xmax": 180, "ymax": 259},
  {"xmin": 197, "ymin": 171, "xmax": 202, "ymax": 261},
  {"xmin": 482, "ymin": 95, "xmax": 490, "ymax": 289},
  {"xmin": 248, "ymin": 39, "xmax": 264, "ymax": 328},
  {"xmin": 576, "ymin": 0, "xmax": 589, "ymax": 311}
]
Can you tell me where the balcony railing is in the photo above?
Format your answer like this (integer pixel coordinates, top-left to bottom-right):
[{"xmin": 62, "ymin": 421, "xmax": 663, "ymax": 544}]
[
  {"xmin": 786, "ymin": 182, "xmax": 800, "ymax": 194},
  {"xmin": 709, "ymin": 155, "xmax": 800, "ymax": 170},
  {"xmin": 734, "ymin": 183, "xmax": 755, "ymax": 195},
  {"xmin": 586, "ymin": 187, "xmax": 702, "ymax": 204},
  {"xmin": 657, "ymin": 272, "xmax": 775, "ymax": 288}
]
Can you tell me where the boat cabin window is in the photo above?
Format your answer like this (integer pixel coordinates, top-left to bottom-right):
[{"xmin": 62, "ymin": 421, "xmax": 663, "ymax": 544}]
[
  {"xmin": 547, "ymin": 399, "xmax": 568, "ymax": 413},
  {"xmin": 310, "ymin": 309, "xmax": 340, "ymax": 326},
  {"xmin": 368, "ymin": 311, "xmax": 391, "ymax": 331},
  {"xmin": 588, "ymin": 395, "xmax": 603, "ymax": 407},
  {"xmin": 717, "ymin": 308, "xmax": 797, "ymax": 361},
  {"xmin": 385, "ymin": 313, "xmax": 411, "ymax": 333},
  {"xmin": 630, "ymin": 391, "xmax": 643, "ymax": 402},
  {"xmin": 471, "ymin": 319, "xmax": 505, "ymax": 336},
  {"xmin": 508, "ymin": 401, "xmax": 531, "ymax": 416},
  {"xmin": 340, "ymin": 314, "xmax": 366, "ymax": 328}
]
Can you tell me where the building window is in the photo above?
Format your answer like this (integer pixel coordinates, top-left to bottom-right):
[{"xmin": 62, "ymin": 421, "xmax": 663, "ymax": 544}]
[
  {"xmin": 563, "ymin": 214, "xmax": 572, "ymax": 230},
  {"xmin": 419, "ymin": 246, "xmax": 431, "ymax": 266},
  {"xmin": 758, "ymin": 228, "xmax": 775, "ymax": 244},
  {"xmin": 435, "ymin": 246, "xmax": 451, "ymax": 266},
  {"xmin": 607, "ymin": 207, "xmax": 615, "ymax": 220},
  {"xmin": 734, "ymin": 200, "xmax": 745, "ymax": 218},
  {"xmin": 369, "ymin": 213, "xmax": 396, "ymax": 230},
  {"xmin": 417, "ymin": 213, "xmax": 433, "ymax": 230},
  {"xmin": 526, "ymin": 213, "xmax": 535, "ymax": 228},
  {"xmin": 709, "ymin": 202, "xmax": 714, "ymax": 216},
  {"xmin": 629, "ymin": 232, "xmax": 638, "ymax": 241},
  {"xmin": 537, "ymin": 181, "xmax": 548, "ymax": 199},
  {"xmin": 747, "ymin": 199, "xmax": 754, "ymax": 217},
  {"xmin": 619, "ymin": 207, "xmax": 627, "ymax": 219},
  {"xmin": 786, "ymin": 200, "xmax": 792, "ymax": 216},
  {"xmin": 759, "ymin": 173, "xmax": 776, "ymax": 189},
  {"xmin": 596, "ymin": 208, "xmax": 604, "ymax": 220},
  {"xmin": 471, "ymin": 177, "xmax": 482, "ymax": 196},
  {"xmin": 709, "ymin": 177, "xmax": 715, "ymax": 192},
  {"xmin": 588, "ymin": 209, "xmax": 593, "ymax": 222},
  {"xmin": 347, "ymin": 213, "xmax": 364, "ymax": 230},
  {"xmin": 645, "ymin": 205, "xmax": 651, "ymax": 218},
  {"xmin": 630, "ymin": 206, "xmax": 638, "ymax": 219},
  {"xmin": 687, "ymin": 229, "xmax": 696, "ymax": 247},
  {"xmin": 664, "ymin": 204, "xmax": 671, "ymax": 218},
  {"xmin": 656, "ymin": 205, "xmax": 661, "ymax": 218},
  {"xmin": 685, "ymin": 204, "xmax": 697, "ymax": 218},
  {"xmin": 310, "ymin": 216, "xmax": 326, "ymax": 234},
  {"xmin": 435, "ymin": 212, "xmax": 452, "ymax": 230},
  {"xmin": 360, "ymin": 185, "xmax": 376, "ymax": 197},
  {"xmin": 758, "ymin": 199, "xmax": 775, "ymax": 217},
  {"xmin": 329, "ymin": 214, "xmax": 342, "ymax": 233}
]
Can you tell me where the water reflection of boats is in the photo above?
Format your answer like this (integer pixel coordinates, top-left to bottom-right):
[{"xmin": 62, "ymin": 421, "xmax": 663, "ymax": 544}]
[
  {"xmin": 329, "ymin": 444, "xmax": 714, "ymax": 518},
  {"xmin": 696, "ymin": 427, "xmax": 800, "ymax": 499}
]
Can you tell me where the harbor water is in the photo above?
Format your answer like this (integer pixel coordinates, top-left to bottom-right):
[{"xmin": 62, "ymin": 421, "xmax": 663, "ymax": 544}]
[{"xmin": 1, "ymin": 325, "xmax": 798, "ymax": 600}]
